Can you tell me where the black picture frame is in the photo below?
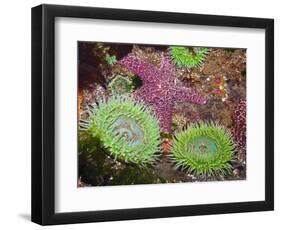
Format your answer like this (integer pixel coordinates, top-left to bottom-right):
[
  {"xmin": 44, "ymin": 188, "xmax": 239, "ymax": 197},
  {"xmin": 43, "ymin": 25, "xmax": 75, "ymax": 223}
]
[{"xmin": 31, "ymin": 4, "xmax": 274, "ymax": 225}]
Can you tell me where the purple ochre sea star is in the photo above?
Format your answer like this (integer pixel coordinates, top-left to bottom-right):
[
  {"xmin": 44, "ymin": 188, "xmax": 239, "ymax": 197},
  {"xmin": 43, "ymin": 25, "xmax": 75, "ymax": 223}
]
[{"xmin": 119, "ymin": 54, "xmax": 207, "ymax": 133}]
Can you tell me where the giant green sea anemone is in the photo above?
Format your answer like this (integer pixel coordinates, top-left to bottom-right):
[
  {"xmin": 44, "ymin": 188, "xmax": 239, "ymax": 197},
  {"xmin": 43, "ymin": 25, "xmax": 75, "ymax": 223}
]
[
  {"xmin": 170, "ymin": 122, "xmax": 235, "ymax": 177},
  {"xmin": 108, "ymin": 75, "xmax": 133, "ymax": 95},
  {"xmin": 169, "ymin": 46, "xmax": 209, "ymax": 68},
  {"xmin": 80, "ymin": 96, "xmax": 161, "ymax": 166}
]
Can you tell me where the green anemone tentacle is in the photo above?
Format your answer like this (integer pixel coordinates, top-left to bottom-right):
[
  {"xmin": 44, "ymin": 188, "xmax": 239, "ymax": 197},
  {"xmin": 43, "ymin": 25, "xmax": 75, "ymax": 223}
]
[{"xmin": 171, "ymin": 121, "xmax": 235, "ymax": 177}]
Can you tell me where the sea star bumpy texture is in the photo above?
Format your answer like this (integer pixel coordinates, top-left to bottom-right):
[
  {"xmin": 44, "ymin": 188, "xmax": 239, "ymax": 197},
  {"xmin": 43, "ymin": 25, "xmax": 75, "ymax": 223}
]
[
  {"xmin": 119, "ymin": 54, "xmax": 207, "ymax": 132},
  {"xmin": 232, "ymin": 99, "xmax": 246, "ymax": 156}
]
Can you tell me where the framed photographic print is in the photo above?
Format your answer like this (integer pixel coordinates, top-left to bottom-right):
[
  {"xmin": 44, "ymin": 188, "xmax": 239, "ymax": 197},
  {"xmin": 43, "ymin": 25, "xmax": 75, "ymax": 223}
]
[{"xmin": 31, "ymin": 4, "xmax": 274, "ymax": 225}]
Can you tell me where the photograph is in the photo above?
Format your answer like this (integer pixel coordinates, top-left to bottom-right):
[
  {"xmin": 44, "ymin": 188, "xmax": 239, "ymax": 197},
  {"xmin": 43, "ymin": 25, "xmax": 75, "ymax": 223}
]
[{"xmin": 78, "ymin": 42, "xmax": 247, "ymax": 187}]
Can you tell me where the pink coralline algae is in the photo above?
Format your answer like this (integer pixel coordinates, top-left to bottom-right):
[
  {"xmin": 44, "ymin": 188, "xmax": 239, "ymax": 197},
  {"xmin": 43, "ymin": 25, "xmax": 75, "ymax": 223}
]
[
  {"xmin": 232, "ymin": 99, "xmax": 246, "ymax": 156},
  {"xmin": 119, "ymin": 54, "xmax": 207, "ymax": 132}
]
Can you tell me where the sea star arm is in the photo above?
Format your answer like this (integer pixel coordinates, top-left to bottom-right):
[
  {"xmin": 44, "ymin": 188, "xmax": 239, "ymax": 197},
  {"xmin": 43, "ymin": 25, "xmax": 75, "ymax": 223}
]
[
  {"xmin": 173, "ymin": 86, "xmax": 207, "ymax": 105},
  {"xmin": 119, "ymin": 56, "xmax": 159, "ymax": 84},
  {"xmin": 154, "ymin": 101, "xmax": 173, "ymax": 133},
  {"xmin": 159, "ymin": 55, "xmax": 176, "ymax": 81}
]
